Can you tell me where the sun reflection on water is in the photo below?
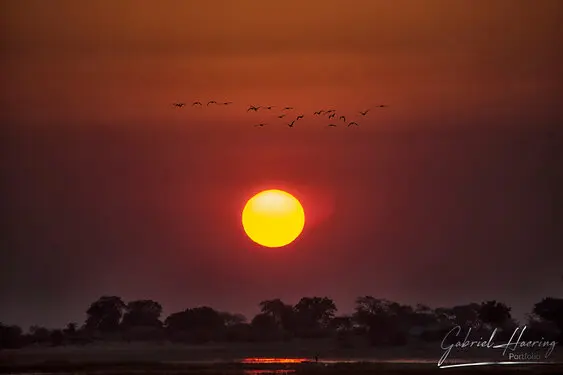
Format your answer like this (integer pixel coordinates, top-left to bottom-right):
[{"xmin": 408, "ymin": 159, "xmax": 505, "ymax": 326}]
[
  {"xmin": 241, "ymin": 357, "xmax": 309, "ymax": 364},
  {"xmin": 243, "ymin": 370, "xmax": 296, "ymax": 375}
]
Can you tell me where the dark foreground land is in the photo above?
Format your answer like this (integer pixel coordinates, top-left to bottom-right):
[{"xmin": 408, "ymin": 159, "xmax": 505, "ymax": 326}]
[
  {"xmin": 2, "ymin": 342, "xmax": 563, "ymax": 374},
  {"xmin": 1, "ymin": 361, "xmax": 563, "ymax": 375}
]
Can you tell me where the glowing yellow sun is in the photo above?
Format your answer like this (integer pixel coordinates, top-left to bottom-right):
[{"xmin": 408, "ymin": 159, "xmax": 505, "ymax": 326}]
[{"xmin": 242, "ymin": 189, "xmax": 305, "ymax": 248}]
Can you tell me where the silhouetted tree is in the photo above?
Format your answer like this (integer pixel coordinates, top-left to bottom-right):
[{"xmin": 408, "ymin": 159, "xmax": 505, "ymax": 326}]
[
  {"xmin": 9, "ymin": 294, "xmax": 560, "ymax": 348},
  {"xmin": 29, "ymin": 325, "xmax": 51, "ymax": 344},
  {"xmin": 219, "ymin": 312, "xmax": 250, "ymax": 342},
  {"xmin": 220, "ymin": 312, "xmax": 247, "ymax": 326},
  {"xmin": 0, "ymin": 323, "xmax": 24, "ymax": 349},
  {"xmin": 259, "ymin": 299, "xmax": 287, "ymax": 322},
  {"xmin": 353, "ymin": 297, "xmax": 409, "ymax": 346},
  {"xmin": 85, "ymin": 296, "xmax": 126, "ymax": 332},
  {"xmin": 435, "ymin": 303, "xmax": 481, "ymax": 328},
  {"xmin": 259, "ymin": 299, "xmax": 295, "ymax": 332},
  {"xmin": 479, "ymin": 300, "xmax": 512, "ymax": 327},
  {"xmin": 164, "ymin": 306, "xmax": 224, "ymax": 343},
  {"xmin": 413, "ymin": 304, "xmax": 452, "ymax": 342},
  {"xmin": 415, "ymin": 303, "xmax": 432, "ymax": 314},
  {"xmin": 188, "ymin": 306, "xmax": 224, "ymax": 332},
  {"xmin": 64, "ymin": 322, "xmax": 77, "ymax": 335},
  {"xmin": 331, "ymin": 315, "xmax": 353, "ymax": 331},
  {"xmin": 121, "ymin": 300, "xmax": 162, "ymax": 328},
  {"xmin": 525, "ymin": 313, "xmax": 561, "ymax": 341},
  {"xmin": 411, "ymin": 303, "xmax": 439, "ymax": 328},
  {"xmin": 291, "ymin": 296, "xmax": 337, "ymax": 338},
  {"xmin": 164, "ymin": 311, "xmax": 189, "ymax": 330},
  {"xmin": 533, "ymin": 297, "xmax": 563, "ymax": 340},
  {"xmin": 294, "ymin": 296, "xmax": 337, "ymax": 328},
  {"xmin": 251, "ymin": 313, "xmax": 280, "ymax": 341},
  {"xmin": 120, "ymin": 300, "xmax": 164, "ymax": 341}
]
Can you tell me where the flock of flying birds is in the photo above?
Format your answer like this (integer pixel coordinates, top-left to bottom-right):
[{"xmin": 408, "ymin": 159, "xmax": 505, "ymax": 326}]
[{"xmin": 171, "ymin": 100, "xmax": 389, "ymax": 128}]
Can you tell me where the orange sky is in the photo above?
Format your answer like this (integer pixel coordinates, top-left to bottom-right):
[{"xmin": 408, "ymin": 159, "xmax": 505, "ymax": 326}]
[{"xmin": 2, "ymin": 0, "xmax": 562, "ymax": 129}]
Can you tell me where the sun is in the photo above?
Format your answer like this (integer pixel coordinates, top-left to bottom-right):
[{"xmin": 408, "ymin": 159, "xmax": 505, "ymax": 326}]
[{"xmin": 242, "ymin": 189, "xmax": 305, "ymax": 248}]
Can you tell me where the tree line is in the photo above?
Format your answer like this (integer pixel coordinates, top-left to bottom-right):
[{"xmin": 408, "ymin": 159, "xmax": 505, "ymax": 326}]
[{"xmin": 1, "ymin": 296, "xmax": 562, "ymax": 349}]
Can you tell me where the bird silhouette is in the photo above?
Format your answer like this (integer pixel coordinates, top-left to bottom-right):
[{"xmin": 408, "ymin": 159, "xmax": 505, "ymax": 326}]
[
  {"xmin": 327, "ymin": 124, "xmax": 337, "ymax": 127},
  {"xmin": 328, "ymin": 113, "xmax": 336, "ymax": 119},
  {"xmin": 348, "ymin": 121, "xmax": 359, "ymax": 127},
  {"xmin": 264, "ymin": 106, "xmax": 275, "ymax": 110},
  {"xmin": 359, "ymin": 109, "xmax": 369, "ymax": 116},
  {"xmin": 283, "ymin": 107, "xmax": 294, "ymax": 111},
  {"xmin": 173, "ymin": 103, "xmax": 186, "ymax": 108},
  {"xmin": 247, "ymin": 105, "xmax": 261, "ymax": 112},
  {"xmin": 207, "ymin": 100, "xmax": 218, "ymax": 106},
  {"xmin": 313, "ymin": 110, "xmax": 325, "ymax": 115},
  {"xmin": 339, "ymin": 115, "xmax": 346, "ymax": 122},
  {"xmin": 376, "ymin": 104, "xmax": 388, "ymax": 108},
  {"xmin": 222, "ymin": 102, "xmax": 233, "ymax": 105},
  {"xmin": 278, "ymin": 114, "xmax": 286, "ymax": 118},
  {"xmin": 254, "ymin": 123, "xmax": 267, "ymax": 127},
  {"xmin": 296, "ymin": 115, "xmax": 304, "ymax": 120},
  {"xmin": 325, "ymin": 109, "xmax": 336, "ymax": 114},
  {"xmin": 192, "ymin": 101, "xmax": 202, "ymax": 107},
  {"xmin": 288, "ymin": 121, "xmax": 295, "ymax": 128}
]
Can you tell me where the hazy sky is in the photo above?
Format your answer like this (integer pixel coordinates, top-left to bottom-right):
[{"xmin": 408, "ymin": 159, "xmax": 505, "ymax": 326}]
[{"xmin": 1, "ymin": 0, "xmax": 562, "ymax": 328}]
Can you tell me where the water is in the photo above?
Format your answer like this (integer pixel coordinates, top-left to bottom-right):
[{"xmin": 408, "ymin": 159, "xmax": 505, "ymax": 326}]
[
  {"xmin": 243, "ymin": 371, "xmax": 295, "ymax": 375},
  {"xmin": 9, "ymin": 358, "xmax": 563, "ymax": 375},
  {"xmin": 165, "ymin": 357, "xmax": 439, "ymax": 365}
]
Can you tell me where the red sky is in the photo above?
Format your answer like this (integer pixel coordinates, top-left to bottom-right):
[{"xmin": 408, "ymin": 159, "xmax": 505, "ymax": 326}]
[{"xmin": 1, "ymin": 0, "xmax": 562, "ymax": 328}]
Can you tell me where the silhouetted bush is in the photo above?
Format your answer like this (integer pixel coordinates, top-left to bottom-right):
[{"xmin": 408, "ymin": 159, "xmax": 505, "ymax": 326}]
[
  {"xmin": 420, "ymin": 328, "xmax": 449, "ymax": 342},
  {"xmin": 123, "ymin": 326, "xmax": 165, "ymax": 341},
  {"xmin": 224, "ymin": 323, "xmax": 252, "ymax": 342}
]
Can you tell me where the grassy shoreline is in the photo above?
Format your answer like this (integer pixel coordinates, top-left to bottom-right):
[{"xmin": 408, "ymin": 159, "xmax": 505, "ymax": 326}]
[{"xmin": 2, "ymin": 342, "xmax": 563, "ymax": 374}]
